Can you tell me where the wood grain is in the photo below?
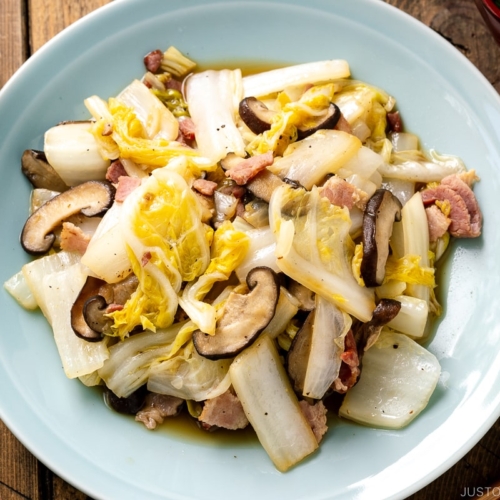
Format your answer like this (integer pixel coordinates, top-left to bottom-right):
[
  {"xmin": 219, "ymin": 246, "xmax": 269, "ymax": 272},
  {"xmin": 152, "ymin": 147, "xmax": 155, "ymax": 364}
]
[
  {"xmin": 28, "ymin": 0, "xmax": 111, "ymax": 53},
  {"xmin": 0, "ymin": 0, "xmax": 499, "ymax": 499},
  {"xmin": 0, "ymin": 0, "xmax": 28, "ymax": 88}
]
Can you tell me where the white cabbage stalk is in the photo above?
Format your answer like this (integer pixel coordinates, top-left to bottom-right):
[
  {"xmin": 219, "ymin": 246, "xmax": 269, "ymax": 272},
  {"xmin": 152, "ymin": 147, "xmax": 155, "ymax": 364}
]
[
  {"xmin": 185, "ymin": 69, "xmax": 246, "ymax": 162},
  {"xmin": 3, "ymin": 271, "xmax": 38, "ymax": 310},
  {"xmin": 30, "ymin": 188, "xmax": 59, "ymax": 213},
  {"xmin": 117, "ymin": 79, "xmax": 178, "ymax": 140},
  {"xmin": 382, "ymin": 178, "xmax": 415, "ymax": 206},
  {"xmin": 84, "ymin": 94, "xmax": 113, "ymax": 122},
  {"xmin": 178, "ymin": 271, "xmax": 227, "ymax": 335},
  {"xmin": 234, "ymin": 224, "xmax": 280, "ymax": 282},
  {"xmin": 79, "ymin": 371, "xmax": 102, "ymax": 387},
  {"xmin": 42, "ymin": 263, "xmax": 109, "ymax": 379},
  {"xmin": 332, "ymin": 85, "xmax": 374, "ymax": 124},
  {"xmin": 375, "ymin": 280, "xmax": 407, "ymax": 300},
  {"xmin": 387, "ymin": 295, "xmax": 429, "ymax": 338},
  {"xmin": 391, "ymin": 132, "xmax": 419, "ymax": 152},
  {"xmin": 349, "ymin": 207, "xmax": 364, "ymax": 238},
  {"xmin": 263, "ymin": 287, "xmax": 300, "ymax": 339},
  {"xmin": 401, "ymin": 192, "xmax": 431, "ymax": 304},
  {"xmin": 213, "ymin": 191, "xmax": 238, "ymax": 222},
  {"xmin": 81, "ymin": 202, "xmax": 132, "ymax": 284},
  {"xmin": 120, "ymin": 158, "xmax": 148, "ymax": 179},
  {"xmin": 339, "ymin": 329, "xmax": 440, "ymax": 428},
  {"xmin": 270, "ymin": 185, "xmax": 375, "ymax": 322},
  {"xmin": 345, "ymin": 174, "xmax": 377, "ymax": 199},
  {"xmin": 303, "ymin": 296, "xmax": 352, "ymax": 399},
  {"xmin": 22, "ymin": 251, "xmax": 81, "ymax": 321},
  {"xmin": 350, "ymin": 119, "xmax": 371, "ymax": 142},
  {"xmin": 337, "ymin": 145, "xmax": 384, "ymax": 180},
  {"xmin": 98, "ymin": 323, "xmax": 184, "ymax": 398},
  {"xmin": 230, "ymin": 335, "xmax": 318, "ymax": 472},
  {"xmin": 147, "ymin": 341, "xmax": 232, "ymax": 401},
  {"xmin": 242, "ymin": 60, "xmax": 350, "ymax": 98},
  {"xmin": 379, "ymin": 159, "xmax": 466, "ymax": 183},
  {"xmin": 269, "ymin": 130, "xmax": 361, "ymax": 189},
  {"xmin": 44, "ymin": 122, "xmax": 110, "ymax": 186}
]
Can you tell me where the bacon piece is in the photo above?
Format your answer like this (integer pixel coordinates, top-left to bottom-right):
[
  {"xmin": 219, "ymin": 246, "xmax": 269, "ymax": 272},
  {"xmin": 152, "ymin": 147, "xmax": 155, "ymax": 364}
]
[
  {"xmin": 298, "ymin": 400, "xmax": 328, "ymax": 443},
  {"xmin": 320, "ymin": 176, "xmax": 368, "ymax": 210},
  {"xmin": 425, "ymin": 205, "xmax": 450, "ymax": 242},
  {"xmin": 143, "ymin": 49, "xmax": 163, "ymax": 73},
  {"xmin": 60, "ymin": 222, "xmax": 91, "ymax": 255},
  {"xmin": 106, "ymin": 159, "xmax": 128, "ymax": 184},
  {"xmin": 332, "ymin": 330, "xmax": 360, "ymax": 394},
  {"xmin": 441, "ymin": 174, "xmax": 482, "ymax": 237},
  {"xmin": 166, "ymin": 78, "xmax": 182, "ymax": 92},
  {"xmin": 421, "ymin": 184, "xmax": 475, "ymax": 238},
  {"xmin": 198, "ymin": 391, "xmax": 249, "ymax": 431},
  {"xmin": 135, "ymin": 393, "xmax": 184, "ymax": 430},
  {"xmin": 105, "ymin": 303, "xmax": 124, "ymax": 313},
  {"xmin": 387, "ymin": 111, "xmax": 403, "ymax": 133},
  {"xmin": 225, "ymin": 151, "xmax": 274, "ymax": 185},
  {"xmin": 115, "ymin": 176, "xmax": 142, "ymax": 202},
  {"xmin": 193, "ymin": 178, "xmax": 217, "ymax": 196},
  {"xmin": 179, "ymin": 117, "xmax": 196, "ymax": 140}
]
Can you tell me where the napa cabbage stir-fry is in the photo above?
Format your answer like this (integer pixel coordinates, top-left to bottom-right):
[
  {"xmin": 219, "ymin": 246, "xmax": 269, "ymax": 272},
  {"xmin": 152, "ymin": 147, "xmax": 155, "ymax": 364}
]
[{"xmin": 5, "ymin": 46, "xmax": 482, "ymax": 472}]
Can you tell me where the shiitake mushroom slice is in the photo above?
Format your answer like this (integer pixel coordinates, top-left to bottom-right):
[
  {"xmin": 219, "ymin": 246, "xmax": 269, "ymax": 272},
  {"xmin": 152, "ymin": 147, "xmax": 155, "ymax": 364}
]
[
  {"xmin": 360, "ymin": 189, "xmax": 402, "ymax": 288},
  {"xmin": 193, "ymin": 267, "xmax": 280, "ymax": 360}
]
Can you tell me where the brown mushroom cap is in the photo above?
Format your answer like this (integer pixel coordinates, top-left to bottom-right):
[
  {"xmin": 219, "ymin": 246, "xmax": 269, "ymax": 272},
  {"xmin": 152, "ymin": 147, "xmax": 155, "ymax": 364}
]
[
  {"xmin": 361, "ymin": 189, "xmax": 402, "ymax": 287},
  {"xmin": 71, "ymin": 276, "xmax": 107, "ymax": 342},
  {"xmin": 193, "ymin": 267, "xmax": 280, "ymax": 360},
  {"xmin": 71, "ymin": 274, "xmax": 140, "ymax": 342},
  {"xmin": 239, "ymin": 97, "xmax": 277, "ymax": 135},
  {"xmin": 21, "ymin": 149, "xmax": 69, "ymax": 192},
  {"xmin": 286, "ymin": 311, "xmax": 314, "ymax": 394},
  {"xmin": 296, "ymin": 103, "xmax": 341, "ymax": 140},
  {"xmin": 353, "ymin": 298, "xmax": 402, "ymax": 354},
  {"xmin": 21, "ymin": 180, "xmax": 115, "ymax": 255}
]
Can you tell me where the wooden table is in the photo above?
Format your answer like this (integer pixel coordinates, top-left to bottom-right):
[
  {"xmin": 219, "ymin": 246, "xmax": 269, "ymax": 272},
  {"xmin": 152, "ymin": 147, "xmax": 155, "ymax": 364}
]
[{"xmin": 1, "ymin": 0, "xmax": 500, "ymax": 499}]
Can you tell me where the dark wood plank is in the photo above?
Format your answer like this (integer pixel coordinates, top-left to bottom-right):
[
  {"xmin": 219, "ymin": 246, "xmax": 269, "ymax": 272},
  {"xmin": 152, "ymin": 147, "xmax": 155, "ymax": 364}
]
[
  {"xmin": 385, "ymin": 0, "xmax": 500, "ymax": 93},
  {"xmin": 0, "ymin": 421, "xmax": 39, "ymax": 500},
  {"xmin": 28, "ymin": 0, "xmax": 111, "ymax": 53},
  {"xmin": 0, "ymin": 0, "xmax": 28, "ymax": 88}
]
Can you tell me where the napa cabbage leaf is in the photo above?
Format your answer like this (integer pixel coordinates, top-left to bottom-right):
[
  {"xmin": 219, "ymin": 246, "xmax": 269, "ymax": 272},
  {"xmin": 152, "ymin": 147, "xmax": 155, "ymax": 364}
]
[
  {"xmin": 179, "ymin": 220, "xmax": 250, "ymax": 335},
  {"xmin": 109, "ymin": 168, "xmax": 212, "ymax": 338},
  {"xmin": 269, "ymin": 184, "xmax": 375, "ymax": 322}
]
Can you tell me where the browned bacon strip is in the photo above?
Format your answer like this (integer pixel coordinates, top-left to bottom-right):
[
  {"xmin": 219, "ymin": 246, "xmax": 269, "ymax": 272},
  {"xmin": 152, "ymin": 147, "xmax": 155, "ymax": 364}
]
[
  {"xmin": 320, "ymin": 176, "xmax": 367, "ymax": 210},
  {"xmin": 425, "ymin": 205, "xmax": 450, "ymax": 243},
  {"xmin": 198, "ymin": 390, "xmax": 249, "ymax": 431},
  {"xmin": 60, "ymin": 222, "xmax": 91, "ymax": 255},
  {"xmin": 421, "ymin": 185, "xmax": 472, "ymax": 238},
  {"xmin": 441, "ymin": 174, "xmax": 482, "ymax": 237},
  {"xmin": 332, "ymin": 330, "xmax": 360, "ymax": 394},
  {"xmin": 179, "ymin": 117, "xmax": 196, "ymax": 140},
  {"xmin": 225, "ymin": 151, "xmax": 274, "ymax": 185},
  {"xmin": 135, "ymin": 393, "xmax": 184, "ymax": 430},
  {"xmin": 115, "ymin": 176, "xmax": 142, "ymax": 202},
  {"xmin": 298, "ymin": 400, "xmax": 328, "ymax": 443},
  {"xmin": 143, "ymin": 49, "xmax": 163, "ymax": 73},
  {"xmin": 193, "ymin": 178, "xmax": 217, "ymax": 196},
  {"xmin": 106, "ymin": 159, "xmax": 128, "ymax": 184}
]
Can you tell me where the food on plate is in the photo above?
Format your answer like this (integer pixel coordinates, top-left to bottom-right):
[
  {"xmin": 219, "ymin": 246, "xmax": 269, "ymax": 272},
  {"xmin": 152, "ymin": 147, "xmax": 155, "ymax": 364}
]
[{"xmin": 3, "ymin": 46, "xmax": 482, "ymax": 472}]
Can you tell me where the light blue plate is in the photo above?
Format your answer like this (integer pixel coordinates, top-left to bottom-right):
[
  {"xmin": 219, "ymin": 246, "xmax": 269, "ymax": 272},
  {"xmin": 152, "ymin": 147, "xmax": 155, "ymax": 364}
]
[{"xmin": 1, "ymin": 1, "xmax": 500, "ymax": 499}]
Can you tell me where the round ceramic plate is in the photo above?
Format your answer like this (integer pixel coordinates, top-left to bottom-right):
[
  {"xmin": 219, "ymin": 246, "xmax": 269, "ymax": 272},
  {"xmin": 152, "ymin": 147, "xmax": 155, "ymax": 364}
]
[{"xmin": 1, "ymin": 1, "xmax": 500, "ymax": 499}]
